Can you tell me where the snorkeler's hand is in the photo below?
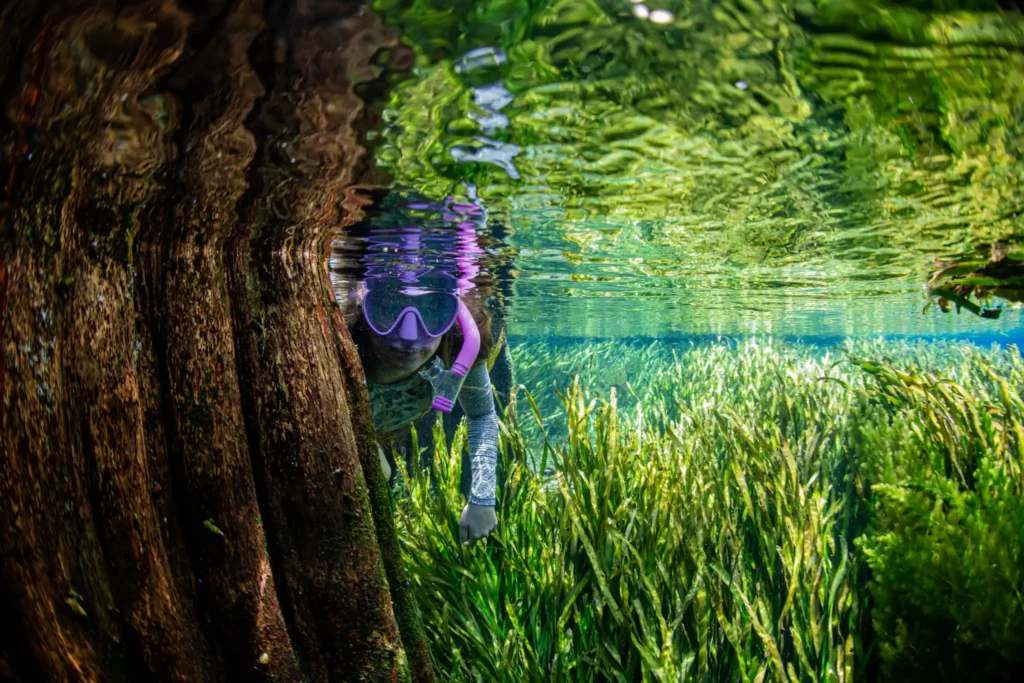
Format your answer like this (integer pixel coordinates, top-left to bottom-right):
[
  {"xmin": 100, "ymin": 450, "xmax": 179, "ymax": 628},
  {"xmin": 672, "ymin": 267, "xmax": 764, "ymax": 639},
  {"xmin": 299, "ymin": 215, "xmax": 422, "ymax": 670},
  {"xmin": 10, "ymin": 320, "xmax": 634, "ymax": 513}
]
[{"xmin": 459, "ymin": 503, "xmax": 497, "ymax": 547}]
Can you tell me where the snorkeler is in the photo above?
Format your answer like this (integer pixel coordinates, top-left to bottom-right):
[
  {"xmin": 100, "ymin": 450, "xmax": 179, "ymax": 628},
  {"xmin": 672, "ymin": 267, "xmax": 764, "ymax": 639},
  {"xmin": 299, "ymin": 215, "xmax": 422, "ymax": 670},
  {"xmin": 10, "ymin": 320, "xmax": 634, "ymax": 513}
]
[{"xmin": 338, "ymin": 192, "xmax": 502, "ymax": 547}]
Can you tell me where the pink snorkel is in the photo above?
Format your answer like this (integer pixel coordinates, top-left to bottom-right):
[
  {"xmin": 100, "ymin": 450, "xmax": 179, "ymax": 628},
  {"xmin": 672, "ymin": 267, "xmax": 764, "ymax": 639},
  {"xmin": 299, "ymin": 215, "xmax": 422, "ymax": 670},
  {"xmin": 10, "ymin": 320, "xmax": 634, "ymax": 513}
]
[
  {"xmin": 423, "ymin": 300, "xmax": 480, "ymax": 412},
  {"xmin": 416, "ymin": 197, "xmax": 485, "ymax": 412}
]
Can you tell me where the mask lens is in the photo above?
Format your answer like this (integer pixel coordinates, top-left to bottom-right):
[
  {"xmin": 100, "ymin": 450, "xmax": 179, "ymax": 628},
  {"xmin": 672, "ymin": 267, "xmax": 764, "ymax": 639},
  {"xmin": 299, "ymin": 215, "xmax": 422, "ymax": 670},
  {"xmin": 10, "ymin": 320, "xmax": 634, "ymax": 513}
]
[
  {"xmin": 417, "ymin": 291, "xmax": 459, "ymax": 336},
  {"xmin": 363, "ymin": 287, "xmax": 409, "ymax": 335},
  {"xmin": 363, "ymin": 272, "xmax": 459, "ymax": 337}
]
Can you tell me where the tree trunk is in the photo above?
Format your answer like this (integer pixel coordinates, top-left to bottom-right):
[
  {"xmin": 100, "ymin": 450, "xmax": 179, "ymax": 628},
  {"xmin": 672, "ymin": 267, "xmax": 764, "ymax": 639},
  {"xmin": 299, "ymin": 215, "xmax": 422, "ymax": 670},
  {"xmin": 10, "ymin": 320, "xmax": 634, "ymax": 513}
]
[{"xmin": 0, "ymin": 2, "xmax": 432, "ymax": 682}]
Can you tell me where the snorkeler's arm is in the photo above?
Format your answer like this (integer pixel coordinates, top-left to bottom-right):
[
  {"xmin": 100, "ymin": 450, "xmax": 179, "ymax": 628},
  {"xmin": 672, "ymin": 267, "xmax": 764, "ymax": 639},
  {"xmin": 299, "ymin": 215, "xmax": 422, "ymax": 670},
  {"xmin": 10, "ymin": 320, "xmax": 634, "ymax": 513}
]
[{"xmin": 458, "ymin": 363, "xmax": 498, "ymax": 506}]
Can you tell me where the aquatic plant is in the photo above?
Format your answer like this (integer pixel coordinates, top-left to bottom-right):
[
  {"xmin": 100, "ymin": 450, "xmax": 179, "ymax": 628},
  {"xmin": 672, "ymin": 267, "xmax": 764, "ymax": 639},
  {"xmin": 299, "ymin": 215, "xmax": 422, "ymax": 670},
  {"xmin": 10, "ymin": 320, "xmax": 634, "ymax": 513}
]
[
  {"xmin": 394, "ymin": 339, "xmax": 1024, "ymax": 681},
  {"xmin": 927, "ymin": 241, "xmax": 1024, "ymax": 318},
  {"xmin": 851, "ymin": 352, "xmax": 1024, "ymax": 680}
]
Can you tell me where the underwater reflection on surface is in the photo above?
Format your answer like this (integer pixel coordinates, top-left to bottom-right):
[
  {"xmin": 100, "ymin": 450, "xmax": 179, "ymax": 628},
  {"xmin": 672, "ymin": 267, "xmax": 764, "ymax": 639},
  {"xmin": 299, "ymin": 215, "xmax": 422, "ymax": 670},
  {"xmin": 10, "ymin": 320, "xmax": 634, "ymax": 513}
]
[
  {"xmin": 330, "ymin": 188, "xmax": 510, "ymax": 312},
  {"xmin": 369, "ymin": 0, "xmax": 1024, "ymax": 338}
]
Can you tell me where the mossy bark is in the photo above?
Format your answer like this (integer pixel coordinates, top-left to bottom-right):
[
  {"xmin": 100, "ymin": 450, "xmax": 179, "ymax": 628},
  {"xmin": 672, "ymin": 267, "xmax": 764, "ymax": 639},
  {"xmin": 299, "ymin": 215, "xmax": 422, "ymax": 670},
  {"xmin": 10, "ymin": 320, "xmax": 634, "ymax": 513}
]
[
  {"xmin": 334, "ymin": 320, "xmax": 434, "ymax": 683},
  {"xmin": 0, "ymin": 1, "xmax": 431, "ymax": 681}
]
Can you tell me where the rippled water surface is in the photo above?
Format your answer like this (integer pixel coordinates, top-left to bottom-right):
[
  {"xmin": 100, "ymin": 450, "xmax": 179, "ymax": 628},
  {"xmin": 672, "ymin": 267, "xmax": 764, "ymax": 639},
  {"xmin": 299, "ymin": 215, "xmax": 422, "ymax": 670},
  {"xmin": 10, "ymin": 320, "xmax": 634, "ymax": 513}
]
[{"xmin": 347, "ymin": 0, "xmax": 1024, "ymax": 338}]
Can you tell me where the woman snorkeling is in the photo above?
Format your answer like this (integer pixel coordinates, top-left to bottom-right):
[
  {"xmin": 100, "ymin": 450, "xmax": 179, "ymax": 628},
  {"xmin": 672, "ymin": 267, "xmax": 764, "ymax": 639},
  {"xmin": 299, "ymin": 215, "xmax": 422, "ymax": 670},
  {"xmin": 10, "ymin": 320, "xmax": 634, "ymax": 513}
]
[{"xmin": 334, "ymin": 188, "xmax": 508, "ymax": 547}]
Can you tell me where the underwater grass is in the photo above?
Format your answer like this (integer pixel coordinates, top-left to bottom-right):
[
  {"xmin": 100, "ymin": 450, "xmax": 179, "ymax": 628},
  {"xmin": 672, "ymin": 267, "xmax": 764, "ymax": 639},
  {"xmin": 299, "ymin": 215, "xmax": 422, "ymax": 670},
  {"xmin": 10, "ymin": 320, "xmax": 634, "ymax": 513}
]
[{"xmin": 393, "ymin": 339, "xmax": 1024, "ymax": 682}]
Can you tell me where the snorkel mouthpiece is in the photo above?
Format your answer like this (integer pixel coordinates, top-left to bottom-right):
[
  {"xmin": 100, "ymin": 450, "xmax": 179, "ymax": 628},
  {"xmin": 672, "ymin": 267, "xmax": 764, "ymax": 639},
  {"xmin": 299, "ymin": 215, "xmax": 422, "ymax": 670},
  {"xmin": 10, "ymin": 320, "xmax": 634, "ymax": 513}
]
[{"xmin": 419, "ymin": 300, "xmax": 480, "ymax": 412}]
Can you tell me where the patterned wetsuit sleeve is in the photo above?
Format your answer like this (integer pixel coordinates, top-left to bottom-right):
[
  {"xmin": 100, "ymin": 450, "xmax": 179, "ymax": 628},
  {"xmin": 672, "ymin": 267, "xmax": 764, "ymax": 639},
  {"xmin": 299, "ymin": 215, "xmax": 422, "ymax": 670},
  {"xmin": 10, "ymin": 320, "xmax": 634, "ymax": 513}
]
[{"xmin": 458, "ymin": 363, "xmax": 499, "ymax": 506}]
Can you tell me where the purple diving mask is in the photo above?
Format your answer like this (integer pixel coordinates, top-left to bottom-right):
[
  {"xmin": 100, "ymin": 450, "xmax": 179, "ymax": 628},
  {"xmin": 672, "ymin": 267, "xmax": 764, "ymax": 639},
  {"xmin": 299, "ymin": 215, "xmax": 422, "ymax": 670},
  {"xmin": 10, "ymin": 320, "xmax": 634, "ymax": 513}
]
[{"xmin": 362, "ymin": 271, "xmax": 460, "ymax": 342}]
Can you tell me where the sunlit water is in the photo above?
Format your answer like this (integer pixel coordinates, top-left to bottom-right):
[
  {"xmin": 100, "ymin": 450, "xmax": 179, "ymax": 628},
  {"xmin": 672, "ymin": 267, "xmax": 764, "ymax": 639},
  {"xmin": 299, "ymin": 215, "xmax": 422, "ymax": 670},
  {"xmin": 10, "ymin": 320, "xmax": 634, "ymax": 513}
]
[{"xmin": 335, "ymin": 0, "xmax": 1024, "ymax": 342}]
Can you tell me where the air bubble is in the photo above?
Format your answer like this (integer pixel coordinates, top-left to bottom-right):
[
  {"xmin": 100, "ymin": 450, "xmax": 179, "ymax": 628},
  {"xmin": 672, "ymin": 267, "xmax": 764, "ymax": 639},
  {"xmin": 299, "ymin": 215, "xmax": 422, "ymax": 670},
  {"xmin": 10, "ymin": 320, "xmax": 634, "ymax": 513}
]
[{"xmin": 649, "ymin": 9, "xmax": 674, "ymax": 23}]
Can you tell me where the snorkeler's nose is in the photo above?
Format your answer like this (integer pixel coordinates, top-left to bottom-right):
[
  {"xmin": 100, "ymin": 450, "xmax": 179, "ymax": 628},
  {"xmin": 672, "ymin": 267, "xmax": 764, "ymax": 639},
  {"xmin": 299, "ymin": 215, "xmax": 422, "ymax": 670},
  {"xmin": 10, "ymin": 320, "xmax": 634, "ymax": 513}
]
[{"xmin": 399, "ymin": 310, "xmax": 420, "ymax": 341}]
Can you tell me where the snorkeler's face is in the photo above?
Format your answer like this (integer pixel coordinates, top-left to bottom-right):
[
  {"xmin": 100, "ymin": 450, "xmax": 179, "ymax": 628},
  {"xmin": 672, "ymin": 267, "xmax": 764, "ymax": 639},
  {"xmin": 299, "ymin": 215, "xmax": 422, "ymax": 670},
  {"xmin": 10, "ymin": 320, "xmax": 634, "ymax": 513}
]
[{"xmin": 364, "ymin": 330, "xmax": 442, "ymax": 384}]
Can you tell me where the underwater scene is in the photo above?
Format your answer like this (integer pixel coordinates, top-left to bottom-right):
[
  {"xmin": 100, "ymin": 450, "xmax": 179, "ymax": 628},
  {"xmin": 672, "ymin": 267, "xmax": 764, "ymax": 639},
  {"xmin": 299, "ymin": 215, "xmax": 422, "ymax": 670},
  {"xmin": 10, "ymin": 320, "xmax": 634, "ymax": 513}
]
[
  {"xmin": 2, "ymin": 1, "xmax": 1024, "ymax": 682},
  {"xmin": 348, "ymin": 0, "xmax": 1024, "ymax": 681}
]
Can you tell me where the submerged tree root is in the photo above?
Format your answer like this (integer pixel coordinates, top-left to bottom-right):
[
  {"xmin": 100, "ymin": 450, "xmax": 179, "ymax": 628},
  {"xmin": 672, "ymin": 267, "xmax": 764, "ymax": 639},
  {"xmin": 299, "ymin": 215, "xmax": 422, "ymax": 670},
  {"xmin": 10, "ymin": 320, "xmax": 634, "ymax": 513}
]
[{"xmin": 0, "ymin": 1, "xmax": 428, "ymax": 681}]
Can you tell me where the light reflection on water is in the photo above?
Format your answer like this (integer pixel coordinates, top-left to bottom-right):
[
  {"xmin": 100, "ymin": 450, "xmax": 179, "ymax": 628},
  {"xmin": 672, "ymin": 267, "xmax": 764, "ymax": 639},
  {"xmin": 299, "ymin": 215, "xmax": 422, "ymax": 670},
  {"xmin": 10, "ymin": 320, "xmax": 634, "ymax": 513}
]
[{"xmin": 359, "ymin": 0, "xmax": 1024, "ymax": 338}]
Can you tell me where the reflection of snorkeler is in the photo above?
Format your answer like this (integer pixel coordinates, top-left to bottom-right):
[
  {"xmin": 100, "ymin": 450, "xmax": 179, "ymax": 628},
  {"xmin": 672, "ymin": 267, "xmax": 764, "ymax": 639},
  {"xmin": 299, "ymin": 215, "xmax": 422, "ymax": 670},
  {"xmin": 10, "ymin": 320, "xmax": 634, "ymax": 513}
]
[{"xmin": 339, "ymin": 191, "xmax": 510, "ymax": 547}]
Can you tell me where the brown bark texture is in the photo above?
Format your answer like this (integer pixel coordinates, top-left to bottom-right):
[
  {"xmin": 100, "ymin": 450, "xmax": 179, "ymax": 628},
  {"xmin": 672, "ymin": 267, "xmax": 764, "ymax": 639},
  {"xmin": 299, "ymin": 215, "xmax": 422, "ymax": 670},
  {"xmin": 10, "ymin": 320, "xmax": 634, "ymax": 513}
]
[{"xmin": 0, "ymin": 1, "xmax": 432, "ymax": 682}]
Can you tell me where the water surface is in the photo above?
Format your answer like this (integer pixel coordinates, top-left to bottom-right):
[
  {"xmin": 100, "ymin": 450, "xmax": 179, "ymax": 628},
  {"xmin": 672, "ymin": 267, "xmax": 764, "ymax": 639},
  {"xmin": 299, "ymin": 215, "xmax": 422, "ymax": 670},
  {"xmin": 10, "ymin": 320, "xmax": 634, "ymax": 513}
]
[{"xmin": 354, "ymin": 0, "xmax": 1024, "ymax": 340}]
